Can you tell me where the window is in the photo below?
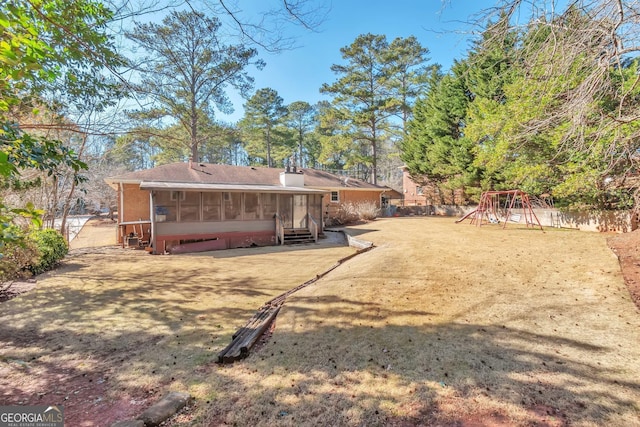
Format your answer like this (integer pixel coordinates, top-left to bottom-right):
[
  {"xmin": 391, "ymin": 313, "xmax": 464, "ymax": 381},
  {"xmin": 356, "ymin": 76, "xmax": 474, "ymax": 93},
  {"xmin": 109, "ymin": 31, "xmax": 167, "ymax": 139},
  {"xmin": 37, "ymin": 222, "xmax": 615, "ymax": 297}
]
[
  {"xmin": 244, "ymin": 193, "xmax": 260, "ymax": 219},
  {"xmin": 262, "ymin": 193, "xmax": 277, "ymax": 219},
  {"xmin": 155, "ymin": 191, "xmax": 177, "ymax": 222},
  {"xmin": 170, "ymin": 190, "xmax": 185, "ymax": 201},
  {"xmin": 202, "ymin": 192, "xmax": 221, "ymax": 221},
  {"xmin": 180, "ymin": 191, "xmax": 200, "ymax": 222},
  {"xmin": 224, "ymin": 192, "xmax": 242, "ymax": 220},
  {"xmin": 330, "ymin": 191, "xmax": 340, "ymax": 202},
  {"xmin": 416, "ymin": 186, "xmax": 424, "ymax": 195}
]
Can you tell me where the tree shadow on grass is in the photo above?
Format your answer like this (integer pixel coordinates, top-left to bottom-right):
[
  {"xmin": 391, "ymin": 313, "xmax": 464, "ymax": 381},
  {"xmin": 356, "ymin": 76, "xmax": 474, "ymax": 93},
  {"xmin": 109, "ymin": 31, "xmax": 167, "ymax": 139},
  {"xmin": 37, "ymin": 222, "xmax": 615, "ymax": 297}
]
[
  {"xmin": 0, "ymin": 270, "xmax": 284, "ymax": 425},
  {"xmin": 340, "ymin": 227, "xmax": 380, "ymax": 238},
  {"xmin": 196, "ymin": 240, "xmax": 350, "ymax": 259},
  {"xmin": 0, "ymin": 241, "xmax": 359, "ymax": 425},
  {"xmin": 3, "ymin": 287, "xmax": 638, "ymax": 426},
  {"xmin": 206, "ymin": 299, "xmax": 640, "ymax": 427},
  {"xmin": 3, "ymin": 228, "xmax": 639, "ymax": 426}
]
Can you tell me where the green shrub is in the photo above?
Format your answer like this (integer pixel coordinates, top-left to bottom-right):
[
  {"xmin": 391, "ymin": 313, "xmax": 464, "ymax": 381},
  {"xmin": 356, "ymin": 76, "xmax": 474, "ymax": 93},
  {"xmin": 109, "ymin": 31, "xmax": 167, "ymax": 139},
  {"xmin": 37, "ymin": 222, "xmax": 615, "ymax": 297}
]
[
  {"xmin": 28, "ymin": 228, "xmax": 68, "ymax": 275},
  {"xmin": 0, "ymin": 226, "xmax": 39, "ymax": 285}
]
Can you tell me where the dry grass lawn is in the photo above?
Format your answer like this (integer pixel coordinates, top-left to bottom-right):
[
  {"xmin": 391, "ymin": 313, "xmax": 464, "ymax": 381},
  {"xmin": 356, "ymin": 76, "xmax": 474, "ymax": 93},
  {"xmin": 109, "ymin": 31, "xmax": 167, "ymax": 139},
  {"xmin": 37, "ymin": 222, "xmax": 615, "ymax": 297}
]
[
  {"xmin": 1, "ymin": 217, "xmax": 640, "ymax": 426},
  {"xmin": 0, "ymin": 223, "xmax": 354, "ymax": 425}
]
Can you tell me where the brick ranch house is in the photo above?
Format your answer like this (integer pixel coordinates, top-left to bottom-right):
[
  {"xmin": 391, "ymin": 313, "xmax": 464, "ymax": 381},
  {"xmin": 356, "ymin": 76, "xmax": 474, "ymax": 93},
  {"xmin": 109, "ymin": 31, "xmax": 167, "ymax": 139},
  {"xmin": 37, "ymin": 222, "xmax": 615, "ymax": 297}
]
[
  {"xmin": 105, "ymin": 162, "xmax": 393, "ymax": 254},
  {"xmin": 400, "ymin": 166, "xmax": 466, "ymax": 206}
]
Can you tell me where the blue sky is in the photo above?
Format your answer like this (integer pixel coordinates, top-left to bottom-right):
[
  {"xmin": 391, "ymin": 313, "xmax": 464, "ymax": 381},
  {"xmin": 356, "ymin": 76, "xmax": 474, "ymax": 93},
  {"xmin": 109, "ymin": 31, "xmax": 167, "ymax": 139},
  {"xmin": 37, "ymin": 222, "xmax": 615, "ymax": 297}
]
[{"xmin": 221, "ymin": 0, "xmax": 500, "ymax": 122}]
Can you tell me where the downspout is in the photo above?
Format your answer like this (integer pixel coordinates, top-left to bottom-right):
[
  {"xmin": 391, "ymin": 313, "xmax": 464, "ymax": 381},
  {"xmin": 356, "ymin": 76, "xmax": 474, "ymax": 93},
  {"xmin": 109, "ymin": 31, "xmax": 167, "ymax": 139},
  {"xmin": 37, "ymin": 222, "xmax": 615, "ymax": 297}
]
[
  {"xmin": 319, "ymin": 194, "xmax": 324, "ymax": 233},
  {"xmin": 119, "ymin": 182, "xmax": 125, "ymax": 221},
  {"xmin": 119, "ymin": 182, "xmax": 125, "ymax": 245},
  {"xmin": 149, "ymin": 190, "xmax": 157, "ymax": 254}
]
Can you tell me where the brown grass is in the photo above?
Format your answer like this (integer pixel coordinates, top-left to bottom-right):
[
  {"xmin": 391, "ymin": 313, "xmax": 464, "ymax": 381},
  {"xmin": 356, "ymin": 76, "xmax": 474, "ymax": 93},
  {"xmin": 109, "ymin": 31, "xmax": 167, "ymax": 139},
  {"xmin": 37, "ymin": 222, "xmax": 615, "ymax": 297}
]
[
  {"xmin": 1, "ymin": 217, "xmax": 640, "ymax": 427},
  {"xmin": 0, "ymin": 230, "xmax": 354, "ymax": 425},
  {"xmin": 200, "ymin": 218, "xmax": 640, "ymax": 426}
]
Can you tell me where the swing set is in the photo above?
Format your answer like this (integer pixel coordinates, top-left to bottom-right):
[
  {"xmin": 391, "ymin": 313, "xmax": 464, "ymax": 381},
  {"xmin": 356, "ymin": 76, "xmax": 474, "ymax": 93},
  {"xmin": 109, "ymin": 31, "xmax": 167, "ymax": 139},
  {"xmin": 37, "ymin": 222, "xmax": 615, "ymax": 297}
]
[{"xmin": 456, "ymin": 190, "xmax": 543, "ymax": 230}]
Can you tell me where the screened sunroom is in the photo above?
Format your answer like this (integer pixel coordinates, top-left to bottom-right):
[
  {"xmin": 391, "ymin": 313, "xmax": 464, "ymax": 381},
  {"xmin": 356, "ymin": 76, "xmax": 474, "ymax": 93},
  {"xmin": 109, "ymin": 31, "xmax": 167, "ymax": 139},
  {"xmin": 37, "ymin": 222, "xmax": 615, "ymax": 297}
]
[{"xmin": 139, "ymin": 182, "xmax": 326, "ymax": 253}]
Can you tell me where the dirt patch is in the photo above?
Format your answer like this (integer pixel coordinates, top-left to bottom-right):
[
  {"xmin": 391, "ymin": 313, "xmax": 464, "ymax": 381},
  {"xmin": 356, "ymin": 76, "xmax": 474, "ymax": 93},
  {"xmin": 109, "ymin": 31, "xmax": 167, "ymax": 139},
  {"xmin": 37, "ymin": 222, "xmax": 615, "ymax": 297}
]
[
  {"xmin": 607, "ymin": 229, "xmax": 640, "ymax": 310},
  {"xmin": 0, "ymin": 280, "xmax": 37, "ymax": 303}
]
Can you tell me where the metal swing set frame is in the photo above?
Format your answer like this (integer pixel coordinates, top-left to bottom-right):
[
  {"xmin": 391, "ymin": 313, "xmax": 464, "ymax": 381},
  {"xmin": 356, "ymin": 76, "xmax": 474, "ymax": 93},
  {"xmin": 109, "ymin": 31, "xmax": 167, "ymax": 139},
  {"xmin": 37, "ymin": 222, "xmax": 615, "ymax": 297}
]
[{"xmin": 456, "ymin": 190, "xmax": 543, "ymax": 230}]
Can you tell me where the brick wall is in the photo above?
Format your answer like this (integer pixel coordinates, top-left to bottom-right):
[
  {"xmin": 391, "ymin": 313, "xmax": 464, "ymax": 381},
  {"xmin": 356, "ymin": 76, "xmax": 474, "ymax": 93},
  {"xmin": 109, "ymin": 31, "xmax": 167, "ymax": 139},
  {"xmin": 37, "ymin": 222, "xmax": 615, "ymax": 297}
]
[
  {"xmin": 322, "ymin": 190, "xmax": 382, "ymax": 217},
  {"xmin": 401, "ymin": 170, "xmax": 466, "ymax": 205},
  {"xmin": 402, "ymin": 172, "xmax": 429, "ymax": 206}
]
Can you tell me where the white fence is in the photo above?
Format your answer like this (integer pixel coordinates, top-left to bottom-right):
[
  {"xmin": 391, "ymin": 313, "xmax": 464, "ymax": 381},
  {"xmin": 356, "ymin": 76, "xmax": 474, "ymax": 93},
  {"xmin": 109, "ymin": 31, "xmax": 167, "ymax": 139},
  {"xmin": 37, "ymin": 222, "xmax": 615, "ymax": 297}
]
[{"xmin": 394, "ymin": 205, "xmax": 634, "ymax": 233}]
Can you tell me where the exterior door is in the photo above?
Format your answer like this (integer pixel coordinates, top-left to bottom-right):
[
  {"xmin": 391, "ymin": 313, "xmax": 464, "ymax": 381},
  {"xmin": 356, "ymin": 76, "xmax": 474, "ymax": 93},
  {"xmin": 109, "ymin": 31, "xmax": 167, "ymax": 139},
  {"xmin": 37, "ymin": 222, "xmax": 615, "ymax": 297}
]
[
  {"xmin": 293, "ymin": 195, "xmax": 307, "ymax": 228},
  {"xmin": 279, "ymin": 194, "xmax": 308, "ymax": 229}
]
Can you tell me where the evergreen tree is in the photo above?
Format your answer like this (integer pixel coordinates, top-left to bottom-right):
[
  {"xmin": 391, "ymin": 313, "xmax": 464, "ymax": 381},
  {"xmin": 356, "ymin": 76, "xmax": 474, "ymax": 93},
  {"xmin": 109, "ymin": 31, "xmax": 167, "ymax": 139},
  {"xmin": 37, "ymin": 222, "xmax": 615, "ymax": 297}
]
[
  {"xmin": 321, "ymin": 34, "xmax": 394, "ymax": 184},
  {"xmin": 321, "ymin": 34, "xmax": 430, "ymax": 184},
  {"xmin": 462, "ymin": 13, "xmax": 520, "ymax": 192},
  {"xmin": 402, "ymin": 61, "xmax": 476, "ymax": 198},
  {"xmin": 126, "ymin": 11, "xmax": 263, "ymax": 163},
  {"xmin": 385, "ymin": 36, "xmax": 430, "ymax": 136},
  {"xmin": 285, "ymin": 101, "xmax": 316, "ymax": 168},
  {"xmin": 239, "ymin": 88, "xmax": 288, "ymax": 167},
  {"xmin": 199, "ymin": 123, "xmax": 248, "ymax": 166},
  {"xmin": 314, "ymin": 101, "xmax": 359, "ymax": 174},
  {"xmin": 466, "ymin": 5, "xmax": 640, "ymax": 209}
]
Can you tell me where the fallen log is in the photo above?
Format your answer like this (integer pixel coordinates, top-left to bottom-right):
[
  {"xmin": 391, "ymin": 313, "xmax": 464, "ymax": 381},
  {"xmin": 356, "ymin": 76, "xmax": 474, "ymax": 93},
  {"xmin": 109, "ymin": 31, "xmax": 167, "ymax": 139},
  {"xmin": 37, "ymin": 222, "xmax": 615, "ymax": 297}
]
[
  {"xmin": 263, "ymin": 245, "xmax": 375, "ymax": 307},
  {"xmin": 217, "ymin": 307, "xmax": 280, "ymax": 364},
  {"xmin": 232, "ymin": 307, "xmax": 273, "ymax": 340},
  {"xmin": 217, "ymin": 237, "xmax": 376, "ymax": 364}
]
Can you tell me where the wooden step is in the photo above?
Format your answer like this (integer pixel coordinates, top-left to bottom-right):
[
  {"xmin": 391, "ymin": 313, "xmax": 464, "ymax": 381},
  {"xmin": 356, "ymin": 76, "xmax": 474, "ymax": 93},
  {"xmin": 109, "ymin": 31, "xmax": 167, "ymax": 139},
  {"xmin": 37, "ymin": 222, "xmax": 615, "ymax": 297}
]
[
  {"xmin": 284, "ymin": 229, "xmax": 312, "ymax": 235},
  {"xmin": 283, "ymin": 229, "xmax": 315, "ymax": 244}
]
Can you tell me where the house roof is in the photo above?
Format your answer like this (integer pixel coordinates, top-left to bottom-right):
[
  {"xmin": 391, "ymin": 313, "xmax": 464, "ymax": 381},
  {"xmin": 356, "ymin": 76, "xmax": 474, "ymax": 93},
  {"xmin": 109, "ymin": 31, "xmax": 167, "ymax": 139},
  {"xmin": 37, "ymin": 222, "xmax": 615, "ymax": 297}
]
[
  {"xmin": 106, "ymin": 162, "xmax": 393, "ymax": 192},
  {"xmin": 139, "ymin": 181, "xmax": 327, "ymax": 194}
]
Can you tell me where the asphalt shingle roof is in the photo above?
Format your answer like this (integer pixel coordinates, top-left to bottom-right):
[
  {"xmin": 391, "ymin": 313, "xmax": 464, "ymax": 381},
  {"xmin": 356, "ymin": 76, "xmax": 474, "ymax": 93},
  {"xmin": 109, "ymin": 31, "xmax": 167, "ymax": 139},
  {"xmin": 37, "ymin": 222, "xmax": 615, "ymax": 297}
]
[{"xmin": 107, "ymin": 162, "xmax": 388, "ymax": 191}]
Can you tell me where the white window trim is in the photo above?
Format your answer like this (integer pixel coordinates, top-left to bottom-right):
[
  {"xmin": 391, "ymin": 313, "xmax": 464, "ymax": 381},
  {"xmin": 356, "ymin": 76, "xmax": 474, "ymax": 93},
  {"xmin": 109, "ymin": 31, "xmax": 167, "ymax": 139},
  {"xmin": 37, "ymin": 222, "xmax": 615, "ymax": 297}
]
[{"xmin": 170, "ymin": 190, "xmax": 186, "ymax": 201}]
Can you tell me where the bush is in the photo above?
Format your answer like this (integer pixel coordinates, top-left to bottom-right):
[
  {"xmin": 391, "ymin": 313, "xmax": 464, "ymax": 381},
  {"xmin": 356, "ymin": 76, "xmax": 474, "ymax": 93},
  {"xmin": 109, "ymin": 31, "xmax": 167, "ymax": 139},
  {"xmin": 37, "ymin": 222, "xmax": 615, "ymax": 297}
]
[
  {"xmin": 354, "ymin": 201, "xmax": 380, "ymax": 221},
  {"xmin": 326, "ymin": 203, "xmax": 358, "ymax": 226},
  {"xmin": 326, "ymin": 202, "xmax": 380, "ymax": 226},
  {"xmin": 0, "ymin": 227, "xmax": 39, "ymax": 286},
  {"xmin": 28, "ymin": 228, "xmax": 68, "ymax": 275}
]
